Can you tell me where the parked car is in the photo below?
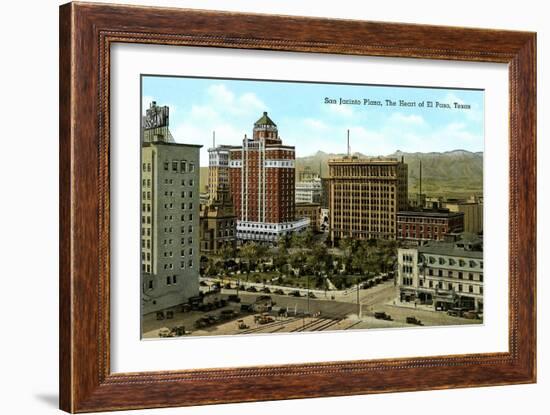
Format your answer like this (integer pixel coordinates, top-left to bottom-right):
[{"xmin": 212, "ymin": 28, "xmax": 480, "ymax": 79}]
[
  {"xmin": 447, "ymin": 308, "xmax": 464, "ymax": 317},
  {"xmin": 308, "ymin": 292, "xmax": 317, "ymax": 298},
  {"xmin": 463, "ymin": 311, "xmax": 480, "ymax": 319},
  {"xmin": 256, "ymin": 295, "xmax": 272, "ymax": 303},
  {"xmin": 406, "ymin": 316, "xmax": 423, "ymax": 326},
  {"xmin": 220, "ymin": 309, "xmax": 238, "ymax": 320},
  {"xmin": 274, "ymin": 289, "xmax": 285, "ymax": 295},
  {"xmin": 246, "ymin": 286, "xmax": 258, "ymax": 292},
  {"xmin": 261, "ymin": 287, "xmax": 271, "ymax": 293},
  {"xmin": 240, "ymin": 303, "xmax": 254, "ymax": 312},
  {"xmin": 374, "ymin": 311, "xmax": 392, "ymax": 321},
  {"xmin": 170, "ymin": 325, "xmax": 186, "ymax": 336},
  {"xmin": 158, "ymin": 327, "xmax": 172, "ymax": 337},
  {"xmin": 290, "ymin": 290, "xmax": 302, "ymax": 297},
  {"xmin": 227, "ymin": 294, "xmax": 241, "ymax": 303},
  {"xmin": 237, "ymin": 320, "xmax": 249, "ymax": 330}
]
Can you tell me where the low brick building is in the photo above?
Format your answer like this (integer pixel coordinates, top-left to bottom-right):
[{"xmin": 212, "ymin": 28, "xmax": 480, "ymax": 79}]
[{"xmin": 397, "ymin": 209, "xmax": 464, "ymax": 244}]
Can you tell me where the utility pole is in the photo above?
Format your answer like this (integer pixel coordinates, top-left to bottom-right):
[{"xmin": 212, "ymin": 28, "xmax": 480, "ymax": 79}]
[
  {"xmin": 357, "ymin": 275, "xmax": 360, "ymax": 318},
  {"xmin": 307, "ymin": 275, "xmax": 310, "ymax": 316}
]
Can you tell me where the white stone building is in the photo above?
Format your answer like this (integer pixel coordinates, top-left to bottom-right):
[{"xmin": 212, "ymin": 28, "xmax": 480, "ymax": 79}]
[{"xmin": 397, "ymin": 236, "xmax": 484, "ymax": 311}]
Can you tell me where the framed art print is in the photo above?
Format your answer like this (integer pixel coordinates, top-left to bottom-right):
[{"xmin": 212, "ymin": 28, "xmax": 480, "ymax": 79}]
[{"xmin": 59, "ymin": 2, "xmax": 536, "ymax": 412}]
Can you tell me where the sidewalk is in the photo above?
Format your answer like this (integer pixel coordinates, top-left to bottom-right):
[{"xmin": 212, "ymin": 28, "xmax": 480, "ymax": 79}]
[{"xmin": 386, "ymin": 299, "xmax": 435, "ymax": 312}]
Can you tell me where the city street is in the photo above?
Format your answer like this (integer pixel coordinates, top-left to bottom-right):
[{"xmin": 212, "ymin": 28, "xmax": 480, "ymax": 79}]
[{"xmin": 142, "ymin": 280, "xmax": 479, "ymax": 338}]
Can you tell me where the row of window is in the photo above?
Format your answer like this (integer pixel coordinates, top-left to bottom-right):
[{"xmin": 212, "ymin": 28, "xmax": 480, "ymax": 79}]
[
  {"xmin": 163, "ymin": 260, "xmax": 193, "ymax": 270},
  {"xmin": 162, "ymin": 237, "xmax": 194, "ymax": 246},
  {"xmin": 163, "ymin": 202, "xmax": 194, "ymax": 210},
  {"xmin": 161, "ymin": 249, "xmax": 193, "ymax": 258},
  {"xmin": 423, "ymin": 256, "xmax": 483, "ymax": 269},
  {"xmin": 401, "ymin": 225, "xmax": 447, "ymax": 232},
  {"xmin": 164, "ymin": 214, "xmax": 194, "ymax": 221},
  {"xmin": 420, "ymin": 279, "xmax": 483, "ymax": 294},
  {"xmin": 398, "ymin": 218, "xmax": 454, "ymax": 224},
  {"xmin": 162, "ymin": 225, "xmax": 194, "ymax": 233},
  {"xmin": 164, "ymin": 160, "xmax": 195, "ymax": 173},
  {"xmin": 163, "ymin": 178, "xmax": 195, "ymax": 186},
  {"xmin": 144, "ymin": 275, "xmax": 179, "ymax": 291},
  {"xmin": 163, "ymin": 190, "xmax": 194, "ymax": 198},
  {"xmin": 427, "ymin": 269, "xmax": 483, "ymax": 281}
]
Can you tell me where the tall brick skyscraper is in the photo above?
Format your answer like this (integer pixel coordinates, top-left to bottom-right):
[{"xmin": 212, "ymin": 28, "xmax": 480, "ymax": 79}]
[{"xmin": 229, "ymin": 112, "xmax": 309, "ymax": 242}]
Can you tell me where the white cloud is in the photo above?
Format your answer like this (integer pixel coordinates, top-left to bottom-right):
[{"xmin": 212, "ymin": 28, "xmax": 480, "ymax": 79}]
[
  {"xmin": 206, "ymin": 84, "xmax": 267, "ymax": 116},
  {"xmin": 324, "ymin": 103, "xmax": 355, "ymax": 118},
  {"xmin": 207, "ymin": 84, "xmax": 234, "ymax": 106},
  {"xmin": 239, "ymin": 92, "xmax": 265, "ymax": 112},
  {"xmin": 303, "ymin": 118, "xmax": 328, "ymax": 131}
]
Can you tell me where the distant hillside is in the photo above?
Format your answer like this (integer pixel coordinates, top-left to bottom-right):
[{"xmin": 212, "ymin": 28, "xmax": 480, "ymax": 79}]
[{"xmin": 200, "ymin": 150, "xmax": 483, "ymax": 199}]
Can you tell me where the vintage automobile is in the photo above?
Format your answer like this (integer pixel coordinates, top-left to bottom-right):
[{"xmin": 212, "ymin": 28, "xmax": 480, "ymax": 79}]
[
  {"xmin": 447, "ymin": 308, "xmax": 465, "ymax": 317},
  {"xmin": 227, "ymin": 294, "xmax": 241, "ymax": 303},
  {"xmin": 170, "ymin": 325, "xmax": 186, "ymax": 336},
  {"xmin": 237, "ymin": 320, "xmax": 249, "ymax": 330},
  {"xmin": 374, "ymin": 311, "xmax": 393, "ymax": 321},
  {"xmin": 406, "ymin": 316, "xmax": 423, "ymax": 326},
  {"xmin": 158, "ymin": 327, "xmax": 171, "ymax": 338}
]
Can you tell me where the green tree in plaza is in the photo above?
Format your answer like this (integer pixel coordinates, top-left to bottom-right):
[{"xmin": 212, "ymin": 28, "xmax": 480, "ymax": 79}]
[
  {"xmin": 273, "ymin": 244, "xmax": 289, "ymax": 272},
  {"xmin": 240, "ymin": 242, "xmax": 258, "ymax": 281},
  {"xmin": 289, "ymin": 250, "xmax": 307, "ymax": 277},
  {"xmin": 218, "ymin": 244, "xmax": 234, "ymax": 263}
]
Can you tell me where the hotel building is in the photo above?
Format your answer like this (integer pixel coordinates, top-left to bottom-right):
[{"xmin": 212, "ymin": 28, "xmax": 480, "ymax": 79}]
[
  {"xmin": 229, "ymin": 112, "xmax": 308, "ymax": 242},
  {"xmin": 328, "ymin": 156, "xmax": 408, "ymax": 241}
]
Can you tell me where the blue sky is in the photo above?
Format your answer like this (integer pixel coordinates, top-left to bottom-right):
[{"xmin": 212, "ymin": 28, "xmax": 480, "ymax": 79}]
[{"xmin": 142, "ymin": 76, "xmax": 484, "ymax": 166}]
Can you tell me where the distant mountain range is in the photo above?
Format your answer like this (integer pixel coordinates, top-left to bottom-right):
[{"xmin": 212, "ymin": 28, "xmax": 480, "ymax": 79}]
[
  {"xmin": 200, "ymin": 149, "xmax": 483, "ymax": 199},
  {"xmin": 297, "ymin": 149, "xmax": 483, "ymax": 198}
]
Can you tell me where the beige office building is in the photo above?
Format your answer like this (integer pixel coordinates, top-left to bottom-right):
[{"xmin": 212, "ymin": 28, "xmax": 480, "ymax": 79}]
[
  {"xmin": 328, "ymin": 156, "xmax": 408, "ymax": 241},
  {"xmin": 207, "ymin": 144, "xmax": 232, "ymax": 202},
  {"xmin": 444, "ymin": 199, "xmax": 483, "ymax": 234}
]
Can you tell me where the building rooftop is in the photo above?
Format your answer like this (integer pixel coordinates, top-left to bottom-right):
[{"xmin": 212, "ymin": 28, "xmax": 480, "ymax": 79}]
[
  {"xmin": 328, "ymin": 156, "xmax": 402, "ymax": 164},
  {"xmin": 143, "ymin": 141, "xmax": 203, "ymax": 148},
  {"xmin": 418, "ymin": 235, "xmax": 483, "ymax": 258},
  {"xmin": 397, "ymin": 210, "xmax": 464, "ymax": 218},
  {"xmin": 254, "ymin": 111, "xmax": 277, "ymax": 127}
]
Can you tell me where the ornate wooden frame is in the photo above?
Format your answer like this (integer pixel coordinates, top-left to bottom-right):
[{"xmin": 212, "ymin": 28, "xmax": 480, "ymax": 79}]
[{"xmin": 59, "ymin": 2, "xmax": 536, "ymax": 412}]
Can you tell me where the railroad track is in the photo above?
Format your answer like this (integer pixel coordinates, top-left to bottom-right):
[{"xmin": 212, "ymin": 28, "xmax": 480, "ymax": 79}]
[
  {"xmin": 291, "ymin": 318, "xmax": 331, "ymax": 332},
  {"xmin": 311, "ymin": 318, "xmax": 342, "ymax": 332},
  {"xmin": 240, "ymin": 317, "xmax": 301, "ymax": 334},
  {"xmin": 343, "ymin": 321, "xmax": 363, "ymax": 330}
]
